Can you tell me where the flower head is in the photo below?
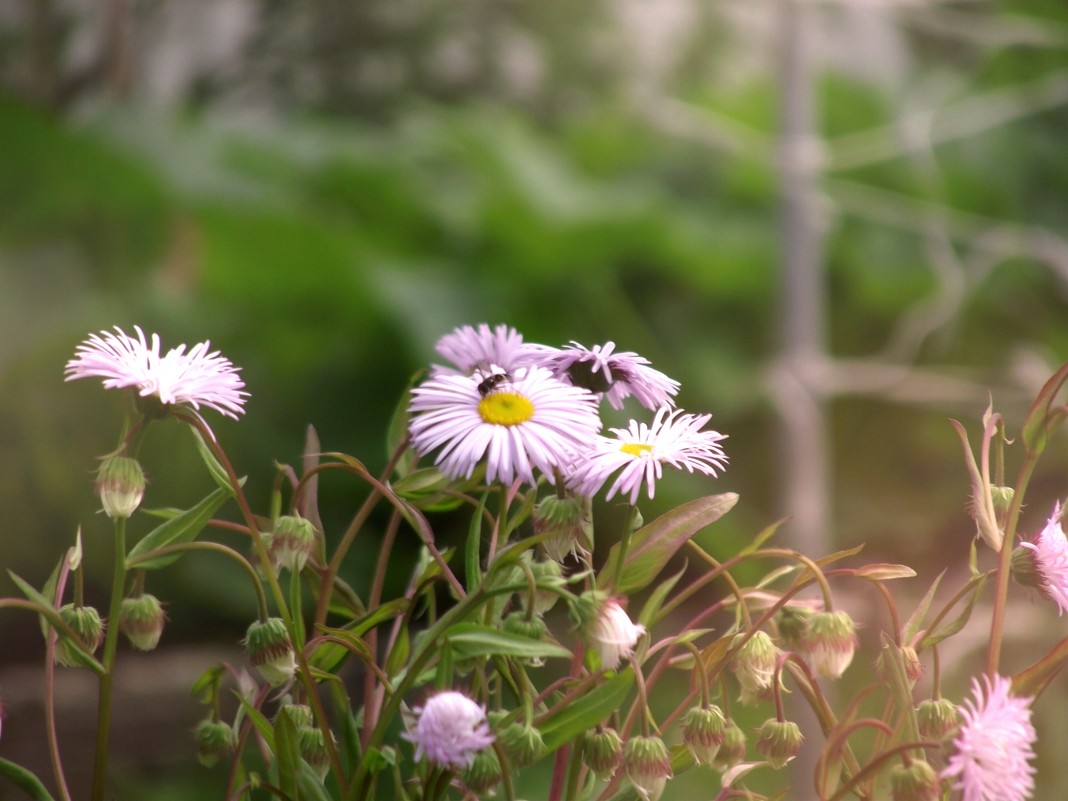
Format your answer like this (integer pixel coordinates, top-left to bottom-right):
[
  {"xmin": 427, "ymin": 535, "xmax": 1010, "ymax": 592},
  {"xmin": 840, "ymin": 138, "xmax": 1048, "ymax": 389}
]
[
  {"xmin": 941, "ymin": 674, "xmax": 1036, "ymax": 801},
  {"xmin": 1018, "ymin": 503, "xmax": 1068, "ymax": 615},
  {"xmin": 408, "ymin": 365, "xmax": 600, "ymax": 487},
  {"xmin": 65, "ymin": 326, "xmax": 248, "ymax": 418},
  {"xmin": 432, "ymin": 323, "xmax": 548, "ymax": 375},
  {"xmin": 730, "ymin": 630, "xmax": 780, "ymax": 705},
  {"xmin": 402, "ymin": 690, "xmax": 495, "ymax": 770},
  {"xmin": 567, "ymin": 407, "xmax": 727, "ymax": 505},
  {"xmin": 682, "ymin": 704, "xmax": 727, "ymax": 765},
  {"xmin": 799, "ymin": 610, "xmax": 859, "ymax": 679},
  {"xmin": 540, "ymin": 341, "xmax": 680, "ymax": 410},
  {"xmin": 584, "ymin": 726, "xmax": 624, "ymax": 779},
  {"xmin": 755, "ymin": 719, "xmax": 803, "ymax": 769}
]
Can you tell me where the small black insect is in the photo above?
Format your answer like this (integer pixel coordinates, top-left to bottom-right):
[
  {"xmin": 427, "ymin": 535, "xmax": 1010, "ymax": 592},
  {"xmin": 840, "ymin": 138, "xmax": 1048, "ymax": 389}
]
[{"xmin": 477, "ymin": 370, "xmax": 510, "ymax": 397}]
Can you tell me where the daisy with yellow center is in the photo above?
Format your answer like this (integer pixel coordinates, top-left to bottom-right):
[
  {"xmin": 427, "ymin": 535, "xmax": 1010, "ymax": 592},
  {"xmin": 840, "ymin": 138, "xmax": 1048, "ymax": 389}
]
[
  {"xmin": 408, "ymin": 366, "xmax": 601, "ymax": 487},
  {"xmin": 567, "ymin": 407, "xmax": 728, "ymax": 505}
]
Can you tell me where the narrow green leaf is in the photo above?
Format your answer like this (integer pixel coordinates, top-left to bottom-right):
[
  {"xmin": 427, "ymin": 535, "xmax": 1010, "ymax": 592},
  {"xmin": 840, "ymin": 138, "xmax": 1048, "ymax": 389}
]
[
  {"xmin": 903, "ymin": 570, "xmax": 946, "ymax": 644},
  {"xmin": 540, "ymin": 669, "xmax": 634, "ymax": 752},
  {"xmin": 8, "ymin": 571, "xmax": 105, "ymax": 673},
  {"xmin": 125, "ymin": 486, "xmax": 233, "ymax": 570},
  {"xmin": 1013, "ymin": 636, "xmax": 1068, "ymax": 699},
  {"xmin": 190, "ymin": 426, "xmax": 236, "ymax": 491},
  {"xmin": 854, "ymin": 563, "xmax": 916, "ymax": 580},
  {"xmin": 919, "ymin": 574, "xmax": 987, "ymax": 650},
  {"xmin": 235, "ymin": 690, "xmax": 276, "ymax": 751},
  {"xmin": 387, "ymin": 379, "xmax": 420, "ymax": 476},
  {"xmin": 274, "ymin": 708, "xmax": 301, "ymax": 801},
  {"xmin": 641, "ymin": 562, "xmax": 686, "ymax": 628},
  {"xmin": 0, "ymin": 758, "xmax": 57, "ymax": 801},
  {"xmin": 598, "ymin": 493, "xmax": 738, "ymax": 595},
  {"xmin": 444, "ymin": 623, "xmax": 571, "ymax": 661}
]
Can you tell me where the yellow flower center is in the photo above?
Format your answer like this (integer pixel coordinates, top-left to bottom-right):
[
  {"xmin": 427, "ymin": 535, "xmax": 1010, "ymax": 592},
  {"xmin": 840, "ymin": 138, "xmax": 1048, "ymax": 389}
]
[
  {"xmin": 621, "ymin": 442, "xmax": 654, "ymax": 458},
  {"xmin": 478, "ymin": 392, "xmax": 535, "ymax": 426}
]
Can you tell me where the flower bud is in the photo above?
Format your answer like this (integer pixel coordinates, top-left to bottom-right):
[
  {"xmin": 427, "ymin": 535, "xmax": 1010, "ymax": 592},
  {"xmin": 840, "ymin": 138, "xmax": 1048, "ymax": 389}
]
[
  {"xmin": 578, "ymin": 592, "xmax": 645, "ymax": 671},
  {"xmin": 96, "ymin": 455, "xmax": 146, "ymax": 519},
  {"xmin": 194, "ymin": 719, "xmax": 237, "ymax": 768},
  {"xmin": 119, "ymin": 593, "xmax": 167, "ymax": 651},
  {"xmin": 55, "ymin": 603, "xmax": 105, "ymax": 667},
  {"xmin": 775, "ymin": 606, "xmax": 810, "ymax": 652},
  {"xmin": 712, "ymin": 719, "xmax": 747, "ymax": 770},
  {"xmin": 268, "ymin": 514, "xmax": 319, "ymax": 573},
  {"xmin": 244, "ymin": 617, "xmax": 296, "ymax": 686},
  {"xmin": 730, "ymin": 630, "xmax": 780, "ymax": 704},
  {"xmin": 518, "ymin": 556, "xmax": 565, "ymax": 616},
  {"xmin": 583, "ymin": 727, "xmax": 624, "ymax": 779},
  {"xmin": 990, "ymin": 485, "xmax": 1015, "ymax": 514},
  {"xmin": 462, "ymin": 746, "xmax": 502, "ymax": 795},
  {"xmin": 534, "ymin": 495, "xmax": 593, "ymax": 563},
  {"xmin": 874, "ymin": 643, "xmax": 923, "ymax": 687},
  {"xmin": 800, "ymin": 610, "xmax": 858, "ymax": 679},
  {"xmin": 889, "ymin": 759, "xmax": 941, "ymax": 801},
  {"xmin": 497, "ymin": 721, "xmax": 546, "ymax": 769},
  {"xmin": 623, "ymin": 735, "xmax": 672, "ymax": 801},
  {"xmin": 681, "ymin": 705, "xmax": 726, "ymax": 766},
  {"xmin": 915, "ymin": 698, "xmax": 960, "ymax": 741},
  {"xmin": 755, "ymin": 719, "xmax": 803, "ymax": 769}
]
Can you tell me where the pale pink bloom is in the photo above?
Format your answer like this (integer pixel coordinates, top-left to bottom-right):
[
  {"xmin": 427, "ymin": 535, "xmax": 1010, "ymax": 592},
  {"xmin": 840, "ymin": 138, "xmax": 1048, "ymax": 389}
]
[
  {"xmin": 408, "ymin": 365, "xmax": 600, "ymax": 487},
  {"xmin": 590, "ymin": 598, "xmax": 645, "ymax": 670},
  {"xmin": 65, "ymin": 326, "xmax": 248, "ymax": 418},
  {"xmin": 402, "ymin": 691, "xmax": 495, "ymax": 770},
  {"xmin": 1019, "ymin": 503, "xmax": 1068, "ymax": 615},
  {"xmin": 539, "ymin": 340, "xmax": 680, "ymax": 410},
  {"xmin": 568, "ymin": 407, "xmax": 727, "ymax": 505},
  {"xmin": 942, "ymin": 674, "xmax": 1036, "ymax": 801},
  {"xmin": 432, "ymin": 323, "xmax": 549, "ymax": 375}
]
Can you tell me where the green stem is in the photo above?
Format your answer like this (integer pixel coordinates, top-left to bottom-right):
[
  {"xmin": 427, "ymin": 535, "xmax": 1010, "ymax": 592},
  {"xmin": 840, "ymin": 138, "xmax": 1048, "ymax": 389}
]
[
  {"xmin": 90, "ymin": 516, "xmax": 127, "ymax": 801},
  {"xmin": 611, "ymin": 506, "xmax": 640, "ymax": 592},
  {"xmin": 986, "ymin": 452, "xmax": 1038, "ymax": 677}
]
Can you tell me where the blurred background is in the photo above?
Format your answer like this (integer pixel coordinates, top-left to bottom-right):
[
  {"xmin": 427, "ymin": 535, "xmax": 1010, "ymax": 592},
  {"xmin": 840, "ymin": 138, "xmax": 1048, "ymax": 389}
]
[{"xmin": 2, "ymin": 0, "xmax": 1068, "ymax": 797}]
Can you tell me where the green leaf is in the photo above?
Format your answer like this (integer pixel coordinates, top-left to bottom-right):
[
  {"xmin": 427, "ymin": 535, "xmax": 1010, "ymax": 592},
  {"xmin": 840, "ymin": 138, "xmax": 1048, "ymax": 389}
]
[
  {"xmin": 387, "ymin": 379, "xmax": 420, "ymax": 476},
  {"xmin": 919, "ymin": 573, "xmax": 987, "ymax": 650},
  {"xmin": 274, "ymin": 708, "xmax": 301, "ymax": 801},
  {"xmin": 903, "ymin": 570, "xmax": 946, "ymax": 644},
  {"xmin": 598, "ymin": 493, "xmax": 738, "ymax": 594},
  {"xmin": 641, "ymin": 563, "xmax": 686, "ymax": 628},
  {"xmin": 0, "ymin": 758, "xmax": 57, "ymax": 801},
  {"xmin": 443, "ymin": 623, "xmax": 571, "ymax": 661},
  {"xmin": 235, "ymin": 690, "xmax": 276, "ymax": 751},
  {"xmin": 8, "ymin": 571, "xmax": 105, "ymax": 674},
  {"xmin": 1013, "ymin": 636, "xmax": 1068, "ymax": 699},
  {"xmin": 539, "ymin": 669, "xmax": 634, "ymax": 752},
  {"xmin": 190, "ymin": 426, "xmax": 237, "ymax": 491},
  {"xmin": 466, "ymin": 494, "xmax": 488, "ymax": 593},
  {"xmin": 125, "ymin": 486, "xmax": 233, "ymax": 570}
]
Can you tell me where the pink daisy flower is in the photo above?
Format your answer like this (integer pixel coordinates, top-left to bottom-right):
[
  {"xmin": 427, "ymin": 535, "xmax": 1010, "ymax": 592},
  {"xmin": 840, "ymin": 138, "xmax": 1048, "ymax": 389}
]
[
  {"xmin": 408, "ymin": 365, "xmax": 600, "ymax": 487},
  {"xmin": 432, "ymin": 323, "xmax": 549, "ymax": 375},
  {"xmin": 942, "ymin": 674, "xmax": 1036, "ymax": 801},
  {"xmin": 539, "ymin": 340, "xmax": 680, "ymax": 410},
  {"xmin": 65, "ymin": 326, "xmax": 248, "ymax": 419},
  {"xmin": 567, "ymin": 407, "xmax": 727, "ymax": 505},
  {"xmin": 402, "ymin": 691, "xmax": 495, "ymax": 770},
  {"xmin": 1019, "ymin": 503, "xmax": 1068, "ymax": 615}
]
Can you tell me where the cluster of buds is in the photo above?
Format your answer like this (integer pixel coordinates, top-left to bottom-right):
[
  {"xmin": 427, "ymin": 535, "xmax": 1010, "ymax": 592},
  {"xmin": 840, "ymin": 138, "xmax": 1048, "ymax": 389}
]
[{"xmin": 277, "ymin": 704, "xmax": 332, "ymax": 779}]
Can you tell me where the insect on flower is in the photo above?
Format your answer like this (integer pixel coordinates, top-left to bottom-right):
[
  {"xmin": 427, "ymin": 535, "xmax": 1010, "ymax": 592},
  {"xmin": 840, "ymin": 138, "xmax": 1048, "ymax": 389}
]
[{"xmin": 476, "ymin": 367, "xmax": 512, "ymax": 397}]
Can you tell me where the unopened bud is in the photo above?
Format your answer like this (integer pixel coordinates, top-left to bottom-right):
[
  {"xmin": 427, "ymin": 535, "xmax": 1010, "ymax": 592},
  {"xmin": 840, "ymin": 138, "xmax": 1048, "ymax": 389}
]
[
  {"xmin": 800, "ymin": 610, "xmax": 858, "ymax": 679},
  {"xmin": 623, "ymin": 735, "xmax": 672, "ymax": 801},
  {"xmin": 462, "ymin": 746, "xmax": 502, "ymax": 795},
  {"xmin": 55, "ymin": 603, "xmax": 105, "ymax": 667},
  {"xmin": 195, "ymin": 719, "xmax": 236, "ymax": 768},
  {"xmin": 119, "ymin": 593, "xmax": 166, "ymax": 651},
  {"xmin": 534, "ymin": 495, "xmax": 593, "ymax": 563},
  {"xmin": 712, "ymin": 719, "xmax": 747, "ymax": 770},
  {"xmin": 244, "ymin": 617, "xmax": 296, "ymax": 686},
  {"xmin": 96, "ymin": 455, "xmax": 146, "ymax": 519},
  {"xmin": 730, "ymin": 630, "xmax": 780, "ymax": 704},
  {"xmin": 915, "ymin": 698, "xmax": 960, "ymax": 741},
  {"xmin": 755, "ymin": 719, "xmax": 803, "ymax": 769},
  {"xmin": 990, "ymin": 485, "xmax": 1015, "ymax": 514},
  {"xmin": 890, "ymin": 760, "xmax": 941, "ymax": 801},
  {"xmin": 498, "ymin": 721, "xmax": 546, "ymax": 769},
  {"xmin": 269, "ymin": 514, "xmax": 319, "ymax": 573},
  {"xmin": 682, "ymin": 704, "xmax": 726, "ymax": 766},
  {"xmin": 583, "ymin": 727, "xmax": 623, "ymax": 779}
]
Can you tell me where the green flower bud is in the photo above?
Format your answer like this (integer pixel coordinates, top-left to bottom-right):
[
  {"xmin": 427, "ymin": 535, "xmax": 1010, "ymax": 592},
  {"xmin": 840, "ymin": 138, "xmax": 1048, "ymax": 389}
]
[
  {"xmin": 269, "ymin": 514, "xmax": 319, "ymax": 573},
  {"xmin": 800, "ymin": 610, "xmax": 858, "ymax": 679},
  {"xmin": 518, "ymin": 556, "xmax": 565, "ymax": 616},
  {"xmin": 712, "ymin": 719, "xmax": 747, "ymax": 770},
  {"xmin": 682, "ymin": 704, "xmax": 726, "ymax": 766},
  {"xmin": 194, "ymin": 719, "xmax": 236, "ymax": 768},
  {"xmin": 990, "ymin": 485, "xmax": 1015, "ymax": 514},
  {"xmin": 583, "ymin": 727, "xmax": 623, "ymax": 780},
  {"xmin": 623, "ymin": 735, "xmax": 672, "ymax": 801},
  {"xmin": 730, "ymin": 630, "xmax": 780, "ymax": 704},
  {"xmin": 498, "ymin": 721, "xmax": 546, "ymax": 769},
  {"xmin": 55, "ymin": 603, "xmax": 105, "ymax": 667},
  {"xmin": 462, "ymin": 746, "xmax": 502, "ymax": 795},
  {"xmin": 775, "ymin": 606, "xmax": 811, "ymax": 652},
  {"xmin": 96, "ymin": 455, "xmax": 146, "ymax": 519},
  {"xmin": 874, "ymin": 643, "xmax": 923, "ymax": 687},
  {"xmin": 244, "ymin": 617, "xmax": 296, "ymax": 686},
  {"xmin": 915, "ymin": 698, "xmax": 960, "ymax": 741},
  {"xmin": 755, "ymin": 719, "xmax": 803, "ymax": 769},
  {"xmin": 890, "ymin": 760, "xmax": 942, "ymax": 801},
  {"xmin": 119, "ymin": 593, "xmax": 167, "ymax": 651},
  {"xmin": 534, "ymin": 495, "xmax": 593, "ymax": 564}
]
